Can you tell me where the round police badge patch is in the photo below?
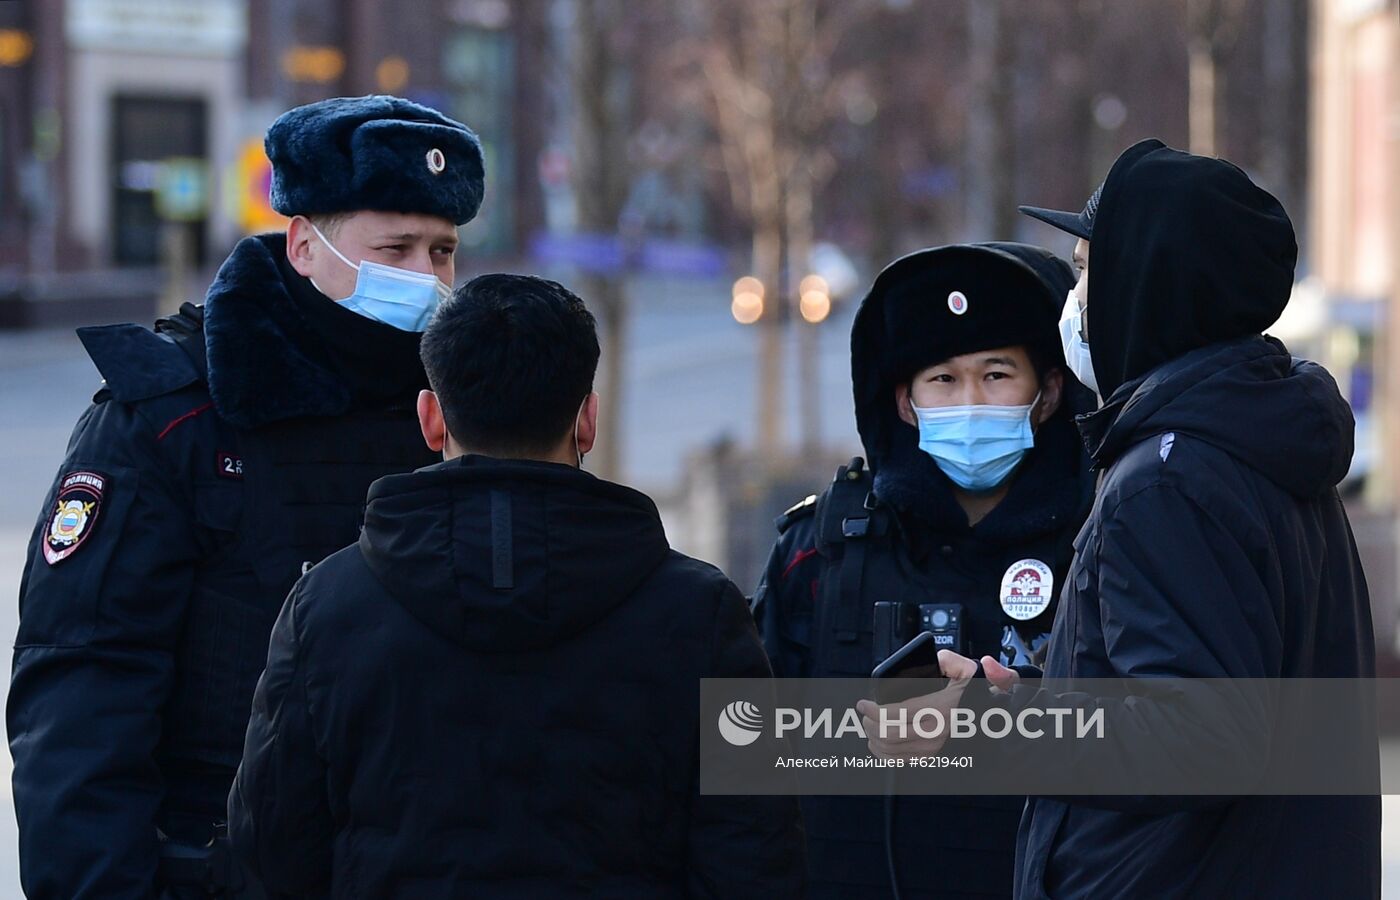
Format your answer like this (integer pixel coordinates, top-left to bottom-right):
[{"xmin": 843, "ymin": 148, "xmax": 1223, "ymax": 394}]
[
  {"xmin": 999, "ymin": 558, "xmax": 1053, "ymax": 621},
  {"xmin": 43, "ymin": 471, "xmax": 106, "ymax": 565},
  {"xmin": 426, "ymin": 147, "xmax": 446, "ymax": 174},
  {"xmin": 947, "ymin": 290, "xmax": 969, "ymax": 315}
]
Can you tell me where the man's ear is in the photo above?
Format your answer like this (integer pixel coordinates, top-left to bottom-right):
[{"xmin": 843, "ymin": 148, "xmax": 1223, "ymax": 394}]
[
  {"xmin": 894, "ymin": 382, "xmax": 916, "ymax": 427},
  {"xmin": 417, "ymin": 389, "xmax": 447, "ymax": 453},
  {"xmin": 1035, "ymin": 368, "xmax": 1064, "ymax": 427},
  {"xmin": 285, "ymin": 215, "xmax": 317, "ymax": 278},
  {"xmin": 576, "ymin": 392, "xmax": 599, "ymax": 457}
]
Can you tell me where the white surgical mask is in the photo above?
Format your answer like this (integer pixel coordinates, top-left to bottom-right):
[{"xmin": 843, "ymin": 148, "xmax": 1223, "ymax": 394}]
[
  {"xmin": 308, "ymin": 222, "xmax": 451, "ymax": 332},
  {"xmin": 1058, "ymin": 289, "xmax": 1099, "ymax": 397}
]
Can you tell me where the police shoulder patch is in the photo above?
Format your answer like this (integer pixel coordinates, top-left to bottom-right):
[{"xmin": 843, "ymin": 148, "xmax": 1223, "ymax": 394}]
[{"xmin": 44, "ymin": 470, "xmax": 108, "ymax": 565}]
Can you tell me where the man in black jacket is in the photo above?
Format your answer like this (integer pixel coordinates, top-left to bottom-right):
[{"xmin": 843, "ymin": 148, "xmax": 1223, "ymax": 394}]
[
  {"xmin": 228, "ymin": 273, "xmax": 806, "ymax": 898},
  {"xmin": 864, "ymin": 140, "xmax": 1380, "ymax": 898}
]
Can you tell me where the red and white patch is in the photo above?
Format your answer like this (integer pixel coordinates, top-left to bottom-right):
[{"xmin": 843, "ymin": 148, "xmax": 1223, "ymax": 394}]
[
  {"xmin": 999, "ymin": 558, "xmax": 1053, "ymax": 621},
  {"xmin": 44, "ymin": 471, "xmax": 106, "ymax": 565},
  {"xmin": 947, "ymin": 290, "xmax": 969, "ymax": 315},
  {"xmin": 426, "ymin": 147, "xmax": 446, "ymax": 174}
]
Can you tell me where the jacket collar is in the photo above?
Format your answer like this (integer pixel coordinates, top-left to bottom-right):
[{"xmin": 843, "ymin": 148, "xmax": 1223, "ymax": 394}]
[
  {"xmin": 202, "ymin": 233, "xmax": 352, "ymax": 429},
  {"xmin": 1076, "ymin": 335, "xmax": 1273, "ymax": 469}
]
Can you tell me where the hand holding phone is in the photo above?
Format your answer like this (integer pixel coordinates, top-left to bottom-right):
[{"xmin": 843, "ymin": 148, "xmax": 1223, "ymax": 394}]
[{"xmin": 870, "ymin": 631, "xmax": 948, "ymax": 703}]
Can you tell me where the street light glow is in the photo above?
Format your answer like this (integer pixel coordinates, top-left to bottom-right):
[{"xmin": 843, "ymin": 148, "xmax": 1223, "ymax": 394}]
[
  {"xmin": 732, "ymin": 291, "xmax": 764, "ymax": 325},
  {"xmin": 799, "ymin": 290, "xmax": 830, "ymax": 324},
  {"xmin": 799, "ymin": 274, "xmax": 831, "ymax": 323},
  {"xmin": 733, "ymin": 275, "xmax": 765, "ymax": 299}
]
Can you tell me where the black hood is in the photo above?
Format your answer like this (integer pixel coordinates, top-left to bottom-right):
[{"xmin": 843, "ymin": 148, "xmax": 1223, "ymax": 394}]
[
  {"xmin": 850, "ymin": 242, "xmax": 1093, "ymax": 540},
  {"xmin": 1079, "ymin": 335, "xmax": 1355, "ymax": 497},
  {"xmin": 1090, "ymin": 139, "xmax": 1298, "ymax": 398},
  {"xmin": 358, "ymin": 456, "xmax": 672, "ymax": 651}
]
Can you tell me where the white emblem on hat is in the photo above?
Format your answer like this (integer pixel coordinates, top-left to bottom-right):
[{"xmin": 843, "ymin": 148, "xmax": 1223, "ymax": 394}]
[
  {"xmin": 426, "ymin": 147, "xmax": 446, "ymax": 175},
  {"xmin": 999, "ymin": 558, "xmax": 1054, "ymax": 621},
  {"xmin": 948, "ymin": 290, "xmax": 968, "ymax": 315}
]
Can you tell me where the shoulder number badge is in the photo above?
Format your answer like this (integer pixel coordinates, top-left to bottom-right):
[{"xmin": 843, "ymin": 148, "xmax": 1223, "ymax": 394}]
[
  {"xmin": 44, "ymin": 471, "xmax": 107, "ymax": 565},
  {"xmin": 999, "ymin": 558, "xmax": 1054, "ymax": 621},
  {"xmin": 217, "ymin": 451, "xmax": 244, "ymax": 479}
]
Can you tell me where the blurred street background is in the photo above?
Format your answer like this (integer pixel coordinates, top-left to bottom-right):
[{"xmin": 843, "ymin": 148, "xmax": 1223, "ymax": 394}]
[{"xmin": 0, "ymin": 0, "xmax": 1399, "ymax": 894}]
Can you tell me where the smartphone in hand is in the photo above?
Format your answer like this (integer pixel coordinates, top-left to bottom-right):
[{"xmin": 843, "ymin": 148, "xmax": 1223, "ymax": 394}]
[{"xmin": 870, "ymin": 631, "xmax": 947, "ymax": 704}]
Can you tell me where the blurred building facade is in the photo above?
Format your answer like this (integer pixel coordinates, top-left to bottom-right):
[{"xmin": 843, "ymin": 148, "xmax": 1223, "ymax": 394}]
[
  {"xmin": 1311, "ymin": 0, "xmax": 1399, "ymax": 656},
  {"xmin": 0, "ymin": 0, "xmax": 549, "ymax": 325}
]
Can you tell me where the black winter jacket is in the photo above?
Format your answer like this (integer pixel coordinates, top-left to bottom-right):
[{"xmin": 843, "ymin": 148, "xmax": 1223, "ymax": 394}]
[
  {"xmin": 752, "ymin": 243, "xmax": 1092, "ymax": 899},
  {"xmin": 1011, "ymin": 336, "xmax": 1380, "ymax": 899},
  {"xmin": 8, "ymin": 233, "xmax": 434, "ymax": 900},
  {"xmin": 228, "ymin": 455, "xmax": 806, "ymax": 898},
  {"xmin": 1012, "ymin": 140, "xmax": 1378, "ymax": 898}
]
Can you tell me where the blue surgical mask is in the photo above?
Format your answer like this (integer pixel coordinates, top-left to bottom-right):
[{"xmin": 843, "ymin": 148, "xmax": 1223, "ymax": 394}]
[
  {"xmin": 308, "ymin": 222, "xmax": 451, "ymax": 332},
  {"xmin": 910, "ymin": 392, "xmax": 1040, "ymax": 493}
]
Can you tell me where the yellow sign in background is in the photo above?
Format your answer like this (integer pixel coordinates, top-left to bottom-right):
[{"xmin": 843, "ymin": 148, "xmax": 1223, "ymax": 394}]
[{"xmin": 226, "ymin": 137, "xmax": 287, "ymax": 235}]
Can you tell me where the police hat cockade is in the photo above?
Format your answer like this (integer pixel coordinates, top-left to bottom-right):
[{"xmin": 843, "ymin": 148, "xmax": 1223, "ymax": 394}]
[
  {"xmin": 266, "ymin": 94, "xmax": 485, "ymax": 226},
  {"xmin": 872, "ymin": 242, "xmax": 1073, "ymax": 385}
]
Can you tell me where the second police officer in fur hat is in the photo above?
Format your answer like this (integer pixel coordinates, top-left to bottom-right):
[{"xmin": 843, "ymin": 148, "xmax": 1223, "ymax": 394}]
[
  {"xmin": 751, "ymin": 241, "xmax": 1094, "ymax": 899},
  {"xmin": 7, "ymin": 95, "xmax": 485, "ymax": 899}
]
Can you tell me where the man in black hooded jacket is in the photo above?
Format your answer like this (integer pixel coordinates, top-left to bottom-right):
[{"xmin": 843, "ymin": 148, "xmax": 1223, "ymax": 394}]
[
  {"xmin": 227, "ymin": 273, "xmax": 805, "ymax": 898},
  {"xmin": 872, "ymin": 139, "xmax": 1380, "ymax": 898},
  {"xmin": 752, "ymin": 242, "xmax": 1094, "ymax": 898}
]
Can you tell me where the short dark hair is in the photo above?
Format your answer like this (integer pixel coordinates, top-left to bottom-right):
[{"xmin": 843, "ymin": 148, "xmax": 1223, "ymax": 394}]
[{"xmin": 421, "ymin": 274, "xmax": 600, "ymax": 456}]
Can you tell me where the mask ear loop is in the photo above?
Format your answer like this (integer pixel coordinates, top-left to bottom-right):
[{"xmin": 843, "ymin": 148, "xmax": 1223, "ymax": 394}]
[
  {"xmin": 307, "ymin": 220, "xmax": 360, "ymax": 272},
  {"xmin": 574, "ymin": 396, "xmax": 588, "ymax": 468},
  {"xmin": 905, "ymin": 382, "xmax": 927, "ymax": 437},
  {"xmin": 306, "ymin": 219, "xmax": 363, "ymax": 302}
]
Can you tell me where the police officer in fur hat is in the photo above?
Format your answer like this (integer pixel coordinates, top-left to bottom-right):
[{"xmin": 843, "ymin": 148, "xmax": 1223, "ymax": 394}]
[
  {"xmin": 8, "ymin": 95, "xmax": 485, "ymax": 900},
  {"xmin": 751, "ymin": 242, "xmax": 1095, "ymax": 899}
]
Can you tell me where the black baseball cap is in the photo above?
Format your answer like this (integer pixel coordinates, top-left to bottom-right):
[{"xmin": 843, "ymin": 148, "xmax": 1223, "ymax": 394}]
[{"xmin": 1017, "ymin": 181, "xmax": 1103, "ymax": 240}]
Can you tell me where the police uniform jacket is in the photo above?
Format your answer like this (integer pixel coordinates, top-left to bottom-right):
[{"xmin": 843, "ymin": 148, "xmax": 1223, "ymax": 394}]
[
  {"xmin": 8, "ymin": 233, "xmax": 439, "ymax": 899},
  {"xmin": 751, "ymin": 244, "xmax": 1094, "ymax": 899}
]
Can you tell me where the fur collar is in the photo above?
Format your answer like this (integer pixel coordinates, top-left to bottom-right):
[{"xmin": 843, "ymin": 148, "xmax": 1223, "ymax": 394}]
[
  {"xmin": 872, "ymin": 410, "xmax": 1092, "ymax": 547},
  {"xmin": 202, "ymin": 234, "xmax": 352, "ymax": 429}
]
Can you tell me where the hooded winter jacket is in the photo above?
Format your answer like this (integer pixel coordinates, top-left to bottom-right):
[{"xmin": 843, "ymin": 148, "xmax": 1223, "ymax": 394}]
[
  {"xmin": 228, "ymin": 455, "xmax": 805, "ymax": 898},
  {"xmin": 1011, "ymin": 141, "xmax": 1379, "ymax": 898}
]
